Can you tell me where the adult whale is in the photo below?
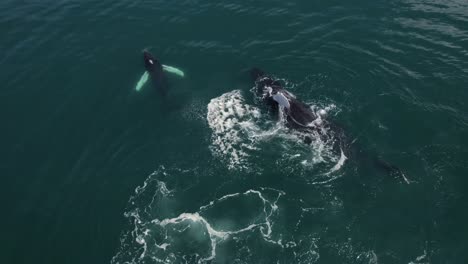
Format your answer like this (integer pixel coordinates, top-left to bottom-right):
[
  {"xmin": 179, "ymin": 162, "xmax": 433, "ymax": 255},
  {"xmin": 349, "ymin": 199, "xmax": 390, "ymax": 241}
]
[
  {"xmin": 250, "ymin": 68, "xmax": 410, "ymax": 183},
  {"xmin": 135, "ymin": 50, "xmax": 185, "ymax": 94},
  {"xmin": 250, "ymin": 68, "xmax": 336, "ymax": 142}
]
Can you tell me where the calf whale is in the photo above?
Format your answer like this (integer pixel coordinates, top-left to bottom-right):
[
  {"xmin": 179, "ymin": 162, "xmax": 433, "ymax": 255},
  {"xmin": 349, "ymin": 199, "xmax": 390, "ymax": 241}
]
[
  {"xmin": 135, "ymin": 50, "xmax": 185, "ymax": 93},
  {"xmin": 250, "ymin": 68, "xmax": 410, "ymax": 183}
]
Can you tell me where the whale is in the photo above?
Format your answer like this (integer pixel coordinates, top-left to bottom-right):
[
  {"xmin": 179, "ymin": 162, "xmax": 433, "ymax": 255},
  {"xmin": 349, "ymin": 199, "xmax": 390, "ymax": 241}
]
[
  {"xmin": 250, "ymin": 68, "xmax": 337, "ymax": 141},
  {"xmin": 135, "ymin": 51, "xmax": 185, "ymax": 93},
  {"xmin": 250, "ymin": 67, "xmax": 409, "ymax": 183}
]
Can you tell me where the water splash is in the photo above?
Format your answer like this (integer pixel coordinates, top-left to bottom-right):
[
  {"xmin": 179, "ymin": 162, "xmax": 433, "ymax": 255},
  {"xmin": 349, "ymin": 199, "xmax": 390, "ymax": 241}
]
[
  {"xmin": 206, "ymin": 90, "xmax": 262, "ymax": 170},
  {"xmin": 207, "ymin": 89, "xmax": 344, "ymax": 176},
  {"xmin": 111, "ymin": 167, "xmax": 289, "ymax": 264}
]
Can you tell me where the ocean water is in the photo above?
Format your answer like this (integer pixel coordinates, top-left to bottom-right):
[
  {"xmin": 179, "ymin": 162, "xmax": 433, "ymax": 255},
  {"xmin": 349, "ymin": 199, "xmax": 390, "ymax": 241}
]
[{"xmin": 1, "ymin": 0, "xmax": 468, "ymax": 263}]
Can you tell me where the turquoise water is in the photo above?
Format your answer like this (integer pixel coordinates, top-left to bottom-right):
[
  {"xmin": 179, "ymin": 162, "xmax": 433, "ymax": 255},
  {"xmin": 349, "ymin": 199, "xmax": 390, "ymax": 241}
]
[{"xmin": 2, "ymin": 0, "xmax": 468, "ymax": 263}]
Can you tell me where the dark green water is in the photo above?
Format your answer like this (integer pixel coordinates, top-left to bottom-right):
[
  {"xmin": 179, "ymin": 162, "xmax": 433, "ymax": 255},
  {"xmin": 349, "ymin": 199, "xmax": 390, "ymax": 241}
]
[{"xmin": 2, "ymin": 0, "xmax": 468, "ymax": 263}]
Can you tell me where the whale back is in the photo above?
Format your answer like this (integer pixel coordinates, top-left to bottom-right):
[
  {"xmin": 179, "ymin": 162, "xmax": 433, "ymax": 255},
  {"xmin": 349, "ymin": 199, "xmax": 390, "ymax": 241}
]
[{"xmin": 143, "ymin": 51, "xmax": 167, "ymax": 96}]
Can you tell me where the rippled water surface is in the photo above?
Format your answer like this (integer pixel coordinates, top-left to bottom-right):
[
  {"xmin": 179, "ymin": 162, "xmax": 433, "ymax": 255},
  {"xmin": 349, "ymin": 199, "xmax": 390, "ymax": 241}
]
[{"xmin": 2, "ymin": 0, "xmax": 468, "ymax": 263}]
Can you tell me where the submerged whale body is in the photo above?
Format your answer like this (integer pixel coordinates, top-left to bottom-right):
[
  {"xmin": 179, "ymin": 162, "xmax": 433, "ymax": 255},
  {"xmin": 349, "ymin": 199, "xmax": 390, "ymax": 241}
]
[
  {"xmin": 250, "ymin": 68, "xmax": 409, "ymax": 183},
  {"xmin": 143, "ymin": 51, "xmax": 168, "ymax": 96},
  {"xmin": 135, "ymin": 51, "xmax": 185, "ymax": 93}
]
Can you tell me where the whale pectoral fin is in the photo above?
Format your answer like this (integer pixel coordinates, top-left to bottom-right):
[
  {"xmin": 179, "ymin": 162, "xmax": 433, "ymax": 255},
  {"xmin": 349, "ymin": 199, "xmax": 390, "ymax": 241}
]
[
  {"xmin": 135, "ymin": 71, "xmax": 149, "ymax": 92},
  {"xmin": 162, "ymin": 65, "xmax": 185, "ymax": 77}
]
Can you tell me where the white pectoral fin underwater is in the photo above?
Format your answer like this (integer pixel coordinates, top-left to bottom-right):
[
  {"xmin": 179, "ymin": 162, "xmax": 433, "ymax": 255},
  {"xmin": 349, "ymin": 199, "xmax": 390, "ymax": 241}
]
[
  {"xmin": 162, "ymin": 65, "xmax": 185, "ymax": 77},
  {"xmin": 134, "ymin": 65, "xmax": 185, "ymax": 92},
  {"xmin": 135, "ymin": 71, "xmax": 149, "ymax": 92}
]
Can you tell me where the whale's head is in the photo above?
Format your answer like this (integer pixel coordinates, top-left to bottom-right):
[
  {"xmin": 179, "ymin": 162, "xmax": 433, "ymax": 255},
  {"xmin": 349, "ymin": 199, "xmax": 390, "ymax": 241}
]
[
  {"xmin": 251, "ymin": 68, "xmax": 278, "ymax": 99},
  {"xmin": 143, "ymin": 51, "xmax": 161, "ymax": 72},
  {"xmin": 251, "ymin": 69, "xmax": 290, "ymax": 110}
]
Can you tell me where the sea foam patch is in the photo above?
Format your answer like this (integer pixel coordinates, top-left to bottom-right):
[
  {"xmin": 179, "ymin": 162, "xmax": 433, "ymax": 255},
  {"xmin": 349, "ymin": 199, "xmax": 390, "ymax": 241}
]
[
  {"xmin": 112, "ymin": 166, "xmax": 383, "ymax": 264},
  {"xmin": 207, "ymin": 90, "xmax": 345, "ymax": 175},
  {"xmin": 207, "ymin": 90, "xmax": 262, "ymax": 170},
  {"xmin": 111, "ymin": 167, "xmax": 290, "ymax": 263}
]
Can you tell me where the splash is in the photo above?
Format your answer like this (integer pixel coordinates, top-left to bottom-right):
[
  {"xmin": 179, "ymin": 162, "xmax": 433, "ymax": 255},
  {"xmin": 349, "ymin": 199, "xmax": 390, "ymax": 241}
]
[
  {"xmin": 207, "ymin": 90, "xmax": 345, "ymax": 175},
  {"xmin": 409, "ymin": 250, "xmax": 428, "ymax": 264},
  {"xmin": 150, "ymin": 188, "xmax": 285, "ymax": 262},
  {"xmin": 206, "ymin": 90, "xmax": 262, "ymax": 170},
  {"xmin": 328, "ymin": 149, "xmax": 348, "ymax": 174},
  {"xmin": 111, "ymin": 167, "xmax": 289, "ymax": 264},
  {"xmin": 112, "ymin": 166, "xmax": 386, "ymax": 263}
]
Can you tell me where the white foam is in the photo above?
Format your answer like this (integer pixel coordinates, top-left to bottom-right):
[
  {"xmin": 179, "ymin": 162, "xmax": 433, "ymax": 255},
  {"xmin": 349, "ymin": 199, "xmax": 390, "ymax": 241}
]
[
  {"xmin": 114, "ymin": 166, "xmax": 359, "ymax": 264},
  {"xmin": 329, "ymin": 149, "xmax": 348, "ymax": 173},
  {"xmin": 155, "ymin": 243, "xmax": 170, "ymax": 250},
  {"xmin": 207, "ymin": 90, "xmax": 262, "ymax": 170},
  {"xmin": 408, "ymin": 250, "xmax": 428, "ymax": 264},
  {"xmin": 318, "ymin": 109, "xmax": 327, "ymax": 117},
  {"xmin": 124, "ymin": 185, "xmax": 286, "ymax": 263},
  {"xmin": 356, "ymin": 251, "xmax": 379, "ymax": 264},
  {"xmin": 208, "ymin": 89, "xmax": 346, "ymax": 175}
]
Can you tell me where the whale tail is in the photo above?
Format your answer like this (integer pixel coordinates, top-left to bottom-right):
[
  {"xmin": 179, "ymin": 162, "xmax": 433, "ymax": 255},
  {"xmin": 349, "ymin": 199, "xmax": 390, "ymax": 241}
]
[{"xmin": 343, "ymin": 133, "xmax": 410, "ymax": 184}]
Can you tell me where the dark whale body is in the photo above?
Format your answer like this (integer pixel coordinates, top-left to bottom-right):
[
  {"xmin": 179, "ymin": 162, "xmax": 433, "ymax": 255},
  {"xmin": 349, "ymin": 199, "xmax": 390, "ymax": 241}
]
[
  {"xmin": 143, "ymin": 51, "xmax": 168, "ymax": 96},
  {"xmin": 250, "ymin": 68, "xmax": 409, "ymax": 183},
  {"xmin": 251, "ymin": 68, "xmax": 345, "ymax": 147}
]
